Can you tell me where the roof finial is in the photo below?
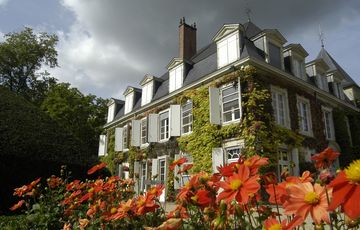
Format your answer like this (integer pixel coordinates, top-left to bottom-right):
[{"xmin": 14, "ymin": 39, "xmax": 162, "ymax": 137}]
[
  {"xmin": 318, "ymin": 24, "xmax": 325, "ymax": 48},
  {"xmin": 244, "ymin": 0, "xmax": 252, "ymax": 22}
]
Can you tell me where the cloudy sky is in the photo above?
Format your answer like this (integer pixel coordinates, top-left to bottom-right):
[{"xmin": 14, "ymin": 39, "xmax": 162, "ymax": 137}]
[{"xmin": 1, "ymin": 0, "xmax": 359, "ymax": 99}]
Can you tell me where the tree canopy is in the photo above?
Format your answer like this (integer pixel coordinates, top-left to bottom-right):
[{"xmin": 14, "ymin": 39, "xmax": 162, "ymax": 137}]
[{"xmin": 0, "ymin": 27, "xmax": 58, "ymax": 105}]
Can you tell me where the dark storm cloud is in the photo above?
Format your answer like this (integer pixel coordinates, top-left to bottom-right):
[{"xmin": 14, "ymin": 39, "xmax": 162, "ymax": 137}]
[{"xmin": 54, "ymin": 0, "xmax": 360, "ymax": 98}]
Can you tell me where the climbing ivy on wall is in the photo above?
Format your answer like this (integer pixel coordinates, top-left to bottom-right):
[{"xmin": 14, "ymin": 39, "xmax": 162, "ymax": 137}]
[{"xmin": 100, "ymin": 129, "xmax": 116, "ymax": 174}]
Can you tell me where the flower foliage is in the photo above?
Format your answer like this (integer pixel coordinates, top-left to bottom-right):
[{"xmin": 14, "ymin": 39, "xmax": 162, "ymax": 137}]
[{"xmin": 9, "ymin": 148, "xmax": 360, "ymax": 229}]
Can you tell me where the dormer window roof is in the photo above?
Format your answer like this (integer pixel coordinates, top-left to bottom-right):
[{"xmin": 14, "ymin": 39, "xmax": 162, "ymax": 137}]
[
  {"xmin": 123, "ymin": 86, "xmax": 141, "ymax": 114},
  {"xmin": 213, "ymin": 24, "xmax": 242, "ymax": 69},
  {"xmin": 106, "ymin": 98, "xmax": 124, "ymax": 123},
  {"xmin": 306, "ymin": 59, "xmax": 329, "ymax": 91}
]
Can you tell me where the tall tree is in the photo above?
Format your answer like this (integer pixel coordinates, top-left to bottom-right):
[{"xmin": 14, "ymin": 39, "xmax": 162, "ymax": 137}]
[
  {"xmin": 0, "ymin": 27, "xmax": 58, "ymax": 105},
  {"xmin": 41, "ymin": 83, "xmax": 108, "ymax": 157}
]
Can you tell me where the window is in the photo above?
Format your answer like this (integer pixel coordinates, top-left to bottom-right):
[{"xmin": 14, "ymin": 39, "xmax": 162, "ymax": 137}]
[
  {"xmin": 124, "ymin": 93, "xmax": 134, "ymax": 114},
  {"xmin": 180, "ymin": 152, "xmax": 192, "ymax": 186},
  {"xmin": 141, "ymin": 118, "xmax": 147, "ymax": 145},
  {"xmin": 316, "ymin": 74, "xmax": 329, "ymax": 92},
  {"xmin": 217, "ymin": 32, "xmax": 239, "ymax": 68},
  {"xmin": 123, "ymin": 126, "xmax": 128, "ymax": 150},
  {"xmin": 297, "ymin": 97, "xmax": 312, "ymax": 136},
  {"xmin": 345, "ymin": 116, "xmax": 353, "ymax": 146},
  {"xmin": 226, "ymin": 146, "xmax": 241, "ymax": 163},
  {"xmin": 278, "ymin": 149, "xmax": 290, "ymax": 179},
  {"xmin": 181, "ymin": 100, "xmax": 193, "ymax": 134},
  {"xmin": 159, "ymin": 111, "xmax": 169, "ymax": 141},
  {"xmin": 323, "ymin": 108, "xmax": 335, "ymax": 140},
  {"xmin": 142, "ymin": 82, "xmax": 153, "ymax": 106},
  {"xmin": 169, "ymin": 64, "xmax": 183, "ymax": 92},
  {"xmin": 221, "ymin": 83, "xmax": 241, "ymax": 123},
  {"xmin": 159, "ymin": 159, "xmax": 166, "ymax": 184},
  {"xmin": 271, "ymin": 86, "xmax": 290, "ymax": 128},
  {"xmin": 292, "ymin": 58, "xmax": 305, "ymax": 79},
  {"xmin": 107, "ymin": 103, "xmax": 115, "ymax": 123},
  {"xmin": 268, "ymin": 42, "xmax": 282, "ymax": 68}
]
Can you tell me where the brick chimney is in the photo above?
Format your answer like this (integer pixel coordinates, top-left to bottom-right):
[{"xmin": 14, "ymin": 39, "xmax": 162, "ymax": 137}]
[{"xmin": 179, "ymin": 17, "xmax": 197, "ymax": 60}]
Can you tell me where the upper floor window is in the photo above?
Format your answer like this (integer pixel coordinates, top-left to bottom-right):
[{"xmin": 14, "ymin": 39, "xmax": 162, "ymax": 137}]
[
  {"xmin": 316, "ymin": 74, "xmax": 329, "ymax": 92},
  {"xmin": 292, "ymin": 57, "xmax": 305, "ymax": 79},
  {"xmin": 124, "ymin": 93, "xmax": 134, "ymax": 114},
  {"xmin": 141, "ymin": 118, "xmax": 147, "ymax": 145},
  {"xmin": 181, "ymin": 100, "xmax": 193, "ymax": 135},
  {"xmin": 271, "ymin": 86, "xmax": 290, "ymax": 128},
  {"xmin": 159, "ymin": 111, "xmax": 170, "ymax": 141},
  {"xmin": 169, "ymin": 64, "xmax": 183, "ymax": 93},
  {"xmin": 332, "ymin": 81, "xmax": 344, "ymax": 99},
  {"xmin": 297, "ymin": 96, "xmax": 312, "ymax": 136},
  {"xmin": 217, "ymin": 32, "xmax": 239, "ymax": 68},
  {"xmin": 268, "ymin": 42, "xmax": 282, "ymax": 69},
  {"xmin": 142, "ymin": 82, "xmax": 153, "ymax": 106},
  {"xmin": 322, "ymin": 107, "xmax": 335, "ymax": 140},
  {"xmin": 221, "ymin": 83, "xmax": 241, "ymax": 123},
  {"xmin": 107, "ymin": 103, "xmax": 115, "ymax": 123}
]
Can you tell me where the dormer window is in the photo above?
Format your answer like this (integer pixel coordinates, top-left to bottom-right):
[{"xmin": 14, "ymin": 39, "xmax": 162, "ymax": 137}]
[
  {"xmin": 292, "ymin": 57, "xmax": 305, "ymax": 79},
  {"xmin": 141, "ymin": 81, "xmax": 153, "ymax": 106},
  {"xmin": 169, "ymin": 64, "xmax": 183, "ymax": 93},
  {"xmin": 327, "ymin": 73, "xmax": 344, "ymax": 99},
  {"xmin": 283, "ymin": 44, "xmax": 308, "ymax": 80},
  {"xmin": 217, "ymin": 32, "xmax": 239, "ymax": 68},
  {"xmin": 107, "ymin": 103, "xmax": 115, "ymax": 123},
  {"xmin": 268, "ymin": 42, "xmax": 282, "ymax": 69},
  {"xmin": 305, "ymin": 59, "xmax": 329, "ymax": 91},
  {"xmin": 124, "ymin": 93, "xmax": 134, "ymax": 114}
]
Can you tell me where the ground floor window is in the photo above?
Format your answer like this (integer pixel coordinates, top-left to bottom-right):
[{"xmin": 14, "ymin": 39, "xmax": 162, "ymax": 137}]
[
  {"xmin": 226, "ymin": 146, "xmax": 241, "ymax": 163},
  {"xmin": 180, "ymin": 152, "xmax": 192, "ymax": 186},
  {"xmin": 278, "ymin": 148, "xmax": 290, "ymax": 179},
  {"xmin": 159, "ymin": 158, "xmax": 166, "ymax": 185},
  {"xmin": 141, "ymin": 162, "xmax": 148, "ymax": 192}
]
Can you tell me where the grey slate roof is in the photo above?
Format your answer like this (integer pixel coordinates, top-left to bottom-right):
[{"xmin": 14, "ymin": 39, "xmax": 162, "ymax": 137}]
[{"xmin": 317, "ymin": 48, "xmax": 358, "ymax": 87}]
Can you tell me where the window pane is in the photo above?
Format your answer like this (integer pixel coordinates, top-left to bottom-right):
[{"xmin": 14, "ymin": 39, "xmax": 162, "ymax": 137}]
[
  {"xmin": 223, "ymin": 100, "xmax": 239, "ymax": 112},
  {"xmin": 218, "ymin": 45, "xmax": 227, "ymax": 67},
  {"xmin": 269, "ymin": 43, "xmax": 281, "ymax": 68},
  {"xmin": 222, "ymin": 86, "xmax": 237, "ymax": 96},
  {"xmin": 228, "ymin": 34, "xmax": 238, "ymax": 62}
]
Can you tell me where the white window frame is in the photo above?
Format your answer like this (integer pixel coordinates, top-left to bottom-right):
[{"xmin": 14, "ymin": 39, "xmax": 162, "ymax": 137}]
[
  {"xmin": 107, "ymin": 103, "xmax": 115, "ymax": 123},
  {"xmin": 278, "ymin": 148, "xmax": 291, "ymax": 180},
  {"xmin": 179, "ymin": 152, "xmax": 192, "ymax": 186},
  {"xmin": 292, "ymin": 56, "xmax": 305, "ymax": 80},
  {"xmin": 225, "ymin": 146, "xmax": 242, "ymax": 164},
  {"xmin": 181, "ymin": 100, "xmax": 193, "ymax": 135},
  {"xmin": 140, "ymin": 161, "xmax": 148, "ymax": 192},
  {"xmin": 271, "ymin": 85, "xmax": 290, "ymax": 129},
  {"xmin": 122, "ymin": 125, "xmax": 129, "ymax": 151},
  {"xmin": 169, "ymin": 64, "xmax": 183, "ymax": 93},
  {"xmin": 158, "ymin": 157, "xmax": 167, "ymax": 185},
  {"xmin": 124, "ymin": 93, "xmax": 134, "ymax": 114},
  {"xmin": 221, "ymin": 81, "xmax": 241, "ymax": 125},
  {"xmin": 140, "ymin": 117, "xmax": 148, "ymax": 147},
  {"xmin": 322, "ymin": 106, "xmax": 335, "ymax": 141},
  {"xmin": 217, "ymin": 31, "xmax": 240, "ymax": 68},
  {"xmin": 297, "ymin": 96, "xmax": 313, "ymax": 136},
  {"xmin": 159, "ymin": 109, "xmax": 170, "ymax": 142},
  {"xmin": 141, "ymin": 81, "xmax": 153, "ymax": 106}
]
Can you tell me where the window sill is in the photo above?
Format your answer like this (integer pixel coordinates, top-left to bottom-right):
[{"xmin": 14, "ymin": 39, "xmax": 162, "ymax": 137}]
[
  {"xmin": 158, "ymin": 139, "xmax": 170, "ymax": 143},
  {"xmin": 222, "ymin": 119, "xmax": 241, "ymax": 126},
  {"xmin": 181, "ymin": 131, "xmax": 193, "ymax": 136},
  {"xmin": 140, "ymin": 143, "xmax": 149, "ymax": 149},
  {"xmin": 299, "ymin": 131, "xmax": 313, "ymax": 137}
]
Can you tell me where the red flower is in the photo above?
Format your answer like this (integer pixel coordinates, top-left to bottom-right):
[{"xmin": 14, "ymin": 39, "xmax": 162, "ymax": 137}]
[
  {"xmin": 147, "ymin": 184, "xmax": 165, "ymax": 197},
  {"xmin": 87, "ymin": 162, "xmax": 107, "ymax": 175},
  {"xmin": 170, "ymin": 157, "xmax": 187, "ymax": 171},
  {"xmin": 136, "ymin": 194, "xmax": 159, "ymax": 215},
  {"xmin": 191, "ymin": 189, "xmax": 212, "ymax": 208},
  {"xmin": 283, "ymin": 182, "xmax": 330, "ymax": 225},
  {"xmin": 328, "ymin": 159, "xmax": 360, "ymax": 220},
  {"xmin": 262, "ymin": 172, "xmax": 278, "ymax": 185},
  {"xmin": 167, "ymin": 205, "xmax": 189, "ymax": 219},
  {"xmin": 178, "ymin": 164, "xmax": 193, "ymax": 174},
  {"xmin": 47, "ymin": 175, "xmax": 63, "ymax": 189},
  {"xmin": 217, "ymin": 164, "xmax": 260, "ymax": 204},
  {"xmin": 242, "ymin": 155, "xmax": 269, "ymax": 175},
  {"xmin": 9, "ymin": 200, "xmax": 25, "ymax": 211},
  {"xmin": 311, "ymin": 147, "xmax": 340, "ymax": 169}
]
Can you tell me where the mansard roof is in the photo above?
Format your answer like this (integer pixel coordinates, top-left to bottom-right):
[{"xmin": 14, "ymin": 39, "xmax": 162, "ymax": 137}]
[{"xmin": 317, "ymin": 48, "xmax": 358, "ymax": 87}]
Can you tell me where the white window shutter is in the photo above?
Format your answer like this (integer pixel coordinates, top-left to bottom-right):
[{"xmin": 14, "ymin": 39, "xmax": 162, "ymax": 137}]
[
  {"xmin": 174, "ymin": 154, "xmax": 180, "ymax": 189},
  {"xmin": 209, "ymin": 87, "xmax": 221, "ymax": 125},
  {"xmin": 134, "ymin": 161, "xmax": 140, "ymax": 194},
  {"xmin": 291, "ymin": 148, "xmax": 300, "ymax": 176},
  {"xmin": 114, "ymin": 127, "xmax": 124, "ymax": 151},
  {"xmin": 212, "ymin": 148, "xmax": 224, "ymax": 173},
  {"xmin": 151, "ymin": 158, "xmax": 158, "ymax": 178},
  {"xmin": 148, "ymin": 114, "xmax": 159, "ymax": 142},
  {"xmin": 118, "ymin": 164, "xmax": 123, "ymax": 178},
  {"xmin": 98, "ymin": 135, "xmax": 107, "ymax": 156},
  {"xmin": 131, "ymin": 120, "xmax": 141, "ymax": 147},
  {"xmin": 170, "ymin": 104, "xmax": 181, "ymax": 136}
]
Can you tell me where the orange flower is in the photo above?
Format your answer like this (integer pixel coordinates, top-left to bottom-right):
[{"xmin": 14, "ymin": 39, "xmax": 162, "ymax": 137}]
[
  {"xmin": 283, "ymin": 182, "xmax": 330, "ymax": 225},
  {"xmin": 328, "ymin": 159, "xmax": 360, "ymax": 220},
  {"xmin": 264, "ymin": 216, "xmax": 303, "ymax": 230},
  {"xmin": 145, "ymin": 218, "xmax": 182, "ymax": 230},
  {"xmin": 262, "ymin": 172, "xmax": 278, "ymax": 185},
  {"xmin": 148, "ymin": 184, "xmax": 165, "ymax": 197},
  {"xmin": 170, "ymin": 157, "xmax": 187, "ymax": 171},
  {"xmin": 136, "ymin": 194, "xmax": 159, "ymax": 215},
  {"xmin": 48, "ymin": 175, "xmax": 63, "ymax": 189},
  {"xmin": 217, "ymin": 164, "xmax": 260, "ymax": 204},
  {"xmin": 167, "ymin": 205, "xmax": 189, "ymax": 219},
  {"xmin": 78, "ymin": 218, "xmax": 89, "ymax": 230},
  {"xmin": 87, "ymin": 162, "xmax": 107, "ymax": 175},
  {"xmin": 177, "ymin": 164, "xmax": 193, "ymax": 174},
  {"xmin": 311, "ymin": 147, "xmax": 340, "ymax": 169},
  {"xmin": 242, "ymin": 155, "xmax": 269, "ymax": 175},
  {"xmin": 9, "ymin": 200, "xmax": 25, "ymax": 211}
]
